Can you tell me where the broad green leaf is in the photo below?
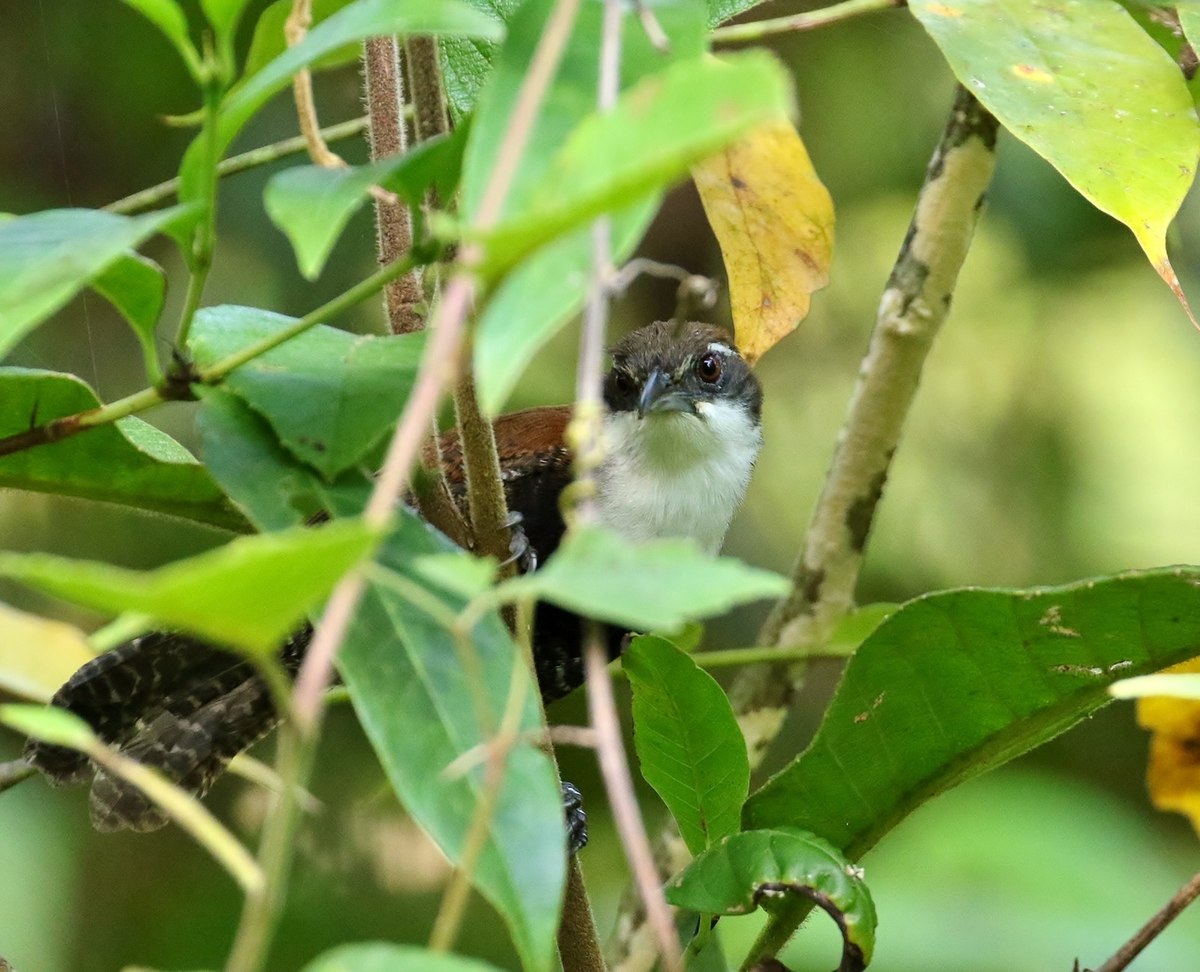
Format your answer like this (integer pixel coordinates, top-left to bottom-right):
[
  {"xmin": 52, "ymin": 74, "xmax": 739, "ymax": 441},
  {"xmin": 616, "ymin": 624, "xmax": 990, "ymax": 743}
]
[
  {"xmin": 0, "ymin": 206, "xmax": 193, "ymax": 359},
  {"xmin": 190, "ymin": 306, "xmax": 425, "ymax": 479},
  {"xmin": 462, "ymin": 0, "xmax": 706, "ymax": 224},
  {"xmin": 744, "ymin": 567, "xmax": 1200, "ymax": 858},
  {"xmin": 474, "ymin": 195, "xmax": 658, "ymax": 415},
  {"xmin": 0, "ymin": 603, "xmax": 92, "ymax": 703},
  {"xmin": 624, "ymin": 635, "xmax": 749, "ymax": 855},
  {"xmin": 340, "ymin": 511, "xmax": 564, "ymax": 972},
  {"xmin": 198, "ymin": 388, "xmax": 335, "ymax": 531},
  {"xmin": 467, "ymin": 0, "xmax": 706, "ymax": 414},
  {"xmin": 910, "ymin": 0, "xmax": 1200, "ymax": 321},
  {"xmin": 1182, "ymin": 6, "xmax": 1200, "ymax": 59},
  {"xmin": 265, "ymin": 129, "xmax": 466, "ymax": 279},
  {"xmin": 200, "ymin": 0, "xmax": 252, "ymax": 39},
  {"xmin": 242, "ymin": 0, "xmax": 358, "ymax": 80},
  {"xmin": 693, "ymin": 119, "xmax": 834, "ymax": 365},
  {"xmin": 120, "ymin": 0, "xmax": 203, "ymax": 79},
  {"xmin": 826, "ymin": 602, "xmax": 898, "ymax": 657},
  {"xmin": 493, "ymin": 525, "xmax": 789, "ymax": 631},
  {"xmin": 302, "ymin": 943, "xmax": 505, "ymax": 972},
  {"xmin": 439, "ymin": 0, "xmax": 518, "ymax": 119},
  {"xmin": 179, "ymin": 0, "xmax": 502, "ymax": 202},
  {"xmin": 0, "ymin": 703, "xmax": 98, "ymax": 751},
  {"xmin": 0, "ymin": 519, "xmax": 382, "ymax": 656},
  {"xmin": 0, "ymin": 368, "xmax": 243, "ymax": 530},
  {"xmin": 476, "ymin": 51, "xmax": 796, "ymax": 279},
  {"xmin": 89, "ymin": 253, "xmax": 166, "ymax": 380},
  {"xmin": 667, "ymin": 828, "xmax": 877, "ymax": 969}
]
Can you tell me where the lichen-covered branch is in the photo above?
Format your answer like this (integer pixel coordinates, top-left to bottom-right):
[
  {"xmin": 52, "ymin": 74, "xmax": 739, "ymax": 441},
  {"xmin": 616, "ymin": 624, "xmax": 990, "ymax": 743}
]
[{"xmin": 730, "ymin": 86, "xmax": 999, "ymax": 768}]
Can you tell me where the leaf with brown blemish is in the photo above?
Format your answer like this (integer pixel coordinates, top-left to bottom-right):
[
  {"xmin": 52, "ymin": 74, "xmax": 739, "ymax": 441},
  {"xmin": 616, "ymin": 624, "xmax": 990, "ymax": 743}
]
[{"xmin": 692, "ymin": 119, "xmax": 834, "ymax": 365}]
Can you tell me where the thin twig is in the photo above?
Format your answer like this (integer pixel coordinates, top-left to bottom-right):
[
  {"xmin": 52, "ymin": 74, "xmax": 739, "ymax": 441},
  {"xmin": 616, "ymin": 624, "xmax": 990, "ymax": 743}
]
[
  {"xmin": 286, "ymin": 0, "xmax": 346, "ymax": 169},
  {"xmin": 0, "ymin": 249, "xmax": 420, "ymax": 462},
  {"xmin": 0, "ymin": 758, "xmax": 35, "ymax": 795},
  {"xmin": 574, "ymin": 3, "xmax": 681, "ymax": 971},
  {"xmin": 713, "ymin": 0, "xmax": 902, "ymax": 45},
  {"xmin": 1090, "ymin": 871, "xmax": 1200, "ymax": 972},
  {"xmin": 105, "ymin": 117, "xmax": 372, "ymax": 215},
  {"xmin": 429, "ymin": 652, "xmax": 529, "ymax": 952},
  {"xmin": 587, "ymin": 632, "xmax": 683, "ymax": 972}
]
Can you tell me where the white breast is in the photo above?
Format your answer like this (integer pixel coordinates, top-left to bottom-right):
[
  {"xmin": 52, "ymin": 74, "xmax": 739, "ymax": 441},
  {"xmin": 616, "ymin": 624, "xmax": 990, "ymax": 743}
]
[{"xmin": 595, "ymin": 400, "xmax": 761, "ymax": 554}]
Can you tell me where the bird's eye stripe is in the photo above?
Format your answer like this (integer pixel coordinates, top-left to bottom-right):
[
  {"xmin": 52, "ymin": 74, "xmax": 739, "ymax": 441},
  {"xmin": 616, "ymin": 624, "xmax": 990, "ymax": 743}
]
[{"xmin": 706, "ymin": 342, "xmax": 732, "ymax": 356}]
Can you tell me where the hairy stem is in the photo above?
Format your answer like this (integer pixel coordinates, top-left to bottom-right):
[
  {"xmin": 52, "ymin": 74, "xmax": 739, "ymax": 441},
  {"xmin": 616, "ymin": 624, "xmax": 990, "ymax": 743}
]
[{"xmin": 363, "ymin": 35, "xmax": 424, "ymax": 334}]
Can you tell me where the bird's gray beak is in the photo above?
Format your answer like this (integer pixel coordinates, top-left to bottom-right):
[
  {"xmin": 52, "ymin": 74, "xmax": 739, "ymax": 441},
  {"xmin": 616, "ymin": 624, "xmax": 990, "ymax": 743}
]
[{"xmin": 638, "ymin": 368, "xmax": 695, "ymax": 418}]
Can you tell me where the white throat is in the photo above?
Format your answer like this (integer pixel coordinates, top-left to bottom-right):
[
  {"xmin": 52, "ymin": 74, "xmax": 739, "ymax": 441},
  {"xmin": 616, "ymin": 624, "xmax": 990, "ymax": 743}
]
[{"xmin": 595, "ymin": 399, "xmax": 762, "ymax": 554}]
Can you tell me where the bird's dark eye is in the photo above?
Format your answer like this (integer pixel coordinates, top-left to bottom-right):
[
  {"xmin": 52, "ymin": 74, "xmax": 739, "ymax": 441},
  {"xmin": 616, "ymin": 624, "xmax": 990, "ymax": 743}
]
[
  {"xmin": 696, "ymin": 352, "xmax": 723, "ymax": 384},
  {"xmin": 612, "ymin": 370, "xmax": 636, "ymax": 396}
]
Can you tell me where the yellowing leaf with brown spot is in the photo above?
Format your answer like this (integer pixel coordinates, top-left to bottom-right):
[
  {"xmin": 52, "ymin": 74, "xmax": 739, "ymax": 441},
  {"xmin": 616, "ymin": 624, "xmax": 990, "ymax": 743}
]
[
  {"xmin": 1135, "ymin": 657, "xmax": 1200, "ymax": 835},
  {"xmin": 0, "ymin": 602, "xmax": 92, "ymax": 703},
  {"xmin": 692, "ymin": 119, "xmax": 834, "ymax": 365}
]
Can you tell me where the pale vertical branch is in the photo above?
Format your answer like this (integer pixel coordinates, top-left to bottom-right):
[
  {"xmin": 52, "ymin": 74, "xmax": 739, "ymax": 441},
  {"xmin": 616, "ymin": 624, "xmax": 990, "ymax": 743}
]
[
  {"xmin": 363, "ymin": 35, "xmax": 425, "ymax": 333},
  {"xmin": 731, "ymin": 86, "xmax": 1000, "ymax": 767}
]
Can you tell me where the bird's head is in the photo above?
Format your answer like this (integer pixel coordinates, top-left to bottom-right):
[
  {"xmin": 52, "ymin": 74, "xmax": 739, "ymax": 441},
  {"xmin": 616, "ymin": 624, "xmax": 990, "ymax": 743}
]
[{"xmin": 603, "ymin": 320, "xmax": 762, "ymax": 435}]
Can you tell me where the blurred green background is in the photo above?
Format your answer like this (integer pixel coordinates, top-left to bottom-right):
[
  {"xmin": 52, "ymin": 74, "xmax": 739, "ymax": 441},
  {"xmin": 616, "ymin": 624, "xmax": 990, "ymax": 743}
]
[{"xmin": 4, "ymin": 1, "xmax": 1200, "ymax": 970}]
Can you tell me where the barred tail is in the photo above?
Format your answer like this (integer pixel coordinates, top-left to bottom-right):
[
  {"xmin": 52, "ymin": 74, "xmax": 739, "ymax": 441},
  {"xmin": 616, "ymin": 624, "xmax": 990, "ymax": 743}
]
[{"xmin": 25, "ymin": 628, "xmax": 309, "ymax": 832}]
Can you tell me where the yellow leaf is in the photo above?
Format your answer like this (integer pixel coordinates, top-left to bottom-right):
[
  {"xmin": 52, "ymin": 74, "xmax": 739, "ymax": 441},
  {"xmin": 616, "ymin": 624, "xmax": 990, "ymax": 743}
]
[
  {"xmin": 0, "ymin": 602, "xmax": 92, "ymax": 703},
  {"xmin": 1137, "ymin": 656, "xmax": 1200, "ymax": 835},
  {"xmin": 692, "ymin": 118, "xmax": 834, "ymax": 365}
]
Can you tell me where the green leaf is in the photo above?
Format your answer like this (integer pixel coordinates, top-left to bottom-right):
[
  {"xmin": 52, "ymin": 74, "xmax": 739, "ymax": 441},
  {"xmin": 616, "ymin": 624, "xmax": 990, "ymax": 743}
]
[
  {"xmin": 474, "ymin": 195, "xmax": 657, "ymax": 415},
  {"xmin": 190, "ymin": 306, "xmax": 425, "ymax": 479},
  {"xmin": 744, "ymin": 567, "xmax": 1200, "ymax": 858},
  {"xmin": 198, "ymin": 388, "xmax": 334, "ymax": 531},
  {"xmin": 0, "ymin": 206, "xmax": 194, "ymax": 359},
  {"xmin": 179, "ymin": 0, "xmax": 502, "ymax": 202},
  {"xmin": 200, "ymin": 0, "xmax": 252, "ymax": 39},
  {"xmin": 120, "ymin": 0, "xmax": 203, "ymax": 79},
  {"xmin": 0, "ymin": 703, "xmax": 98, "ymax": 751},
  {"xmin": 0, "ymin": 519, "xmax": 382, "ymax": 656},
  {"xmin": 476, "ymin": 51, "xmax": 796, "ymax": 279},
  {"xmin": 301, "ymin": 942, "xmax": 506, "ymax": 972},
  {"xmin": 826, "ymin": 602, "xmax": 898, "ymax": 657},
  {"xmin": 242, "ymin": 0, "xmax": 358, "ymax": 80},
  {"xmin": 493, "ymin": 525, "xmax": 789, "ymax": 631},
  {"xmin": 0, "ymin": 368, "xmax": 243, "ymax": 529},
  {"xmin": 909, "ymin": 0, "xmax": 1200, "ymax": 316},
  {"xmin": 461, "ymin": 0, "xmax": 706, "ymax": 225},
  {"xmin": 89, "ymin": 253, "xmax": 167, "ymax": 380},
  {"xmin": 340, "ymin": 511, "xmax": 564, "ymax": 972},
  {"xmin": 0, "ymin": 603, "xmax": 93, "ymax": 704},
  {"xmin": 667, "ymin": 828, "xmax": 877, "ymax": 969},
  {"xmin": 438, "ymin": 0, "xmax": 517, "ymax": 119},
  {"xmin": 466, "ymin": 0, "xmax": 709, "ymax": 412},
  {"xmin": 264, "ymin": 128, "xmax": 466, "ymax": 279},
  {"xmin": 624, "ymin": 635, "xmax": 749, "ymax": 855}
]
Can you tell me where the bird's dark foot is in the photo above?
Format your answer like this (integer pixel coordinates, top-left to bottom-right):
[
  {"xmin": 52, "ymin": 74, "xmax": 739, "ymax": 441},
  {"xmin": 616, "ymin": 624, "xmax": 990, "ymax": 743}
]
[
  {"xmin": 562, "ymin": 780, "xmax": 588, "ymax": 855},
  {"xmin": 501, "ymin": 511, "xmax": 538, "ymax": 574}
]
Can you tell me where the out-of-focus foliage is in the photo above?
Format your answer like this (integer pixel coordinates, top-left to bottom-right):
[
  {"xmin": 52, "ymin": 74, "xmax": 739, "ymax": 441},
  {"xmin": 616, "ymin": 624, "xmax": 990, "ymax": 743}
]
[{"xmin": 4, "ymin": 2, "xmax": 1200, "ymax": 971}]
